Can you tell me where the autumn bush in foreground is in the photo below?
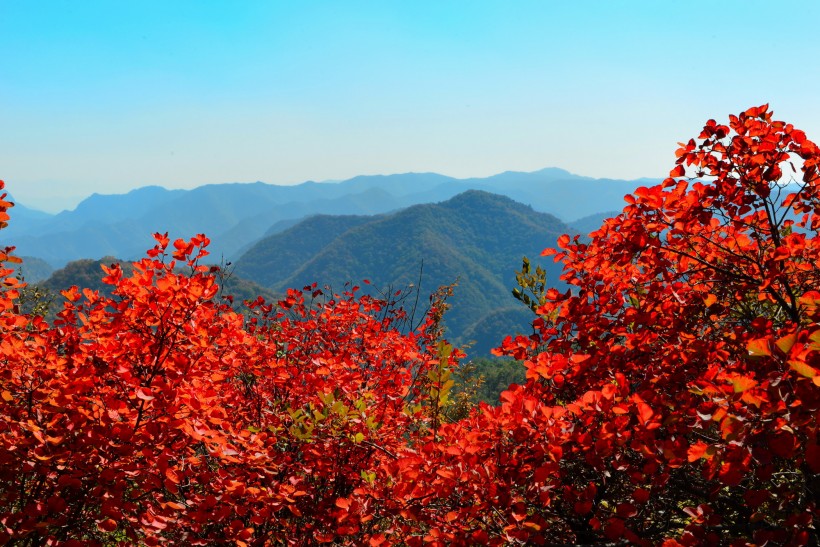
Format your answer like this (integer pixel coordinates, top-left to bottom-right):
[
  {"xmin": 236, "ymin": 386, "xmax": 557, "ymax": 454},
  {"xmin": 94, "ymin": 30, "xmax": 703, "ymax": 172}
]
[
  {"xmin": 385, "ymin": 105, "xmax": 818, "ymax": 545},
  {"xmin": 1, "ymin": 105, "xmax": 819, "ymax": 545},
  {"xmin": 0, "ymin": 220, "xmax": 458, "ymax": 544}
]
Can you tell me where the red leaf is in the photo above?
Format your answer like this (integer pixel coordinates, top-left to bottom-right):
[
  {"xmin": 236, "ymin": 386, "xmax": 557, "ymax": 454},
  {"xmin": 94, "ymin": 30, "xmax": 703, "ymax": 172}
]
[
  {"xmin": 604, "ymin": 518, "xmax": 625, "ymax": 540},
  {"xmin": 806, "ymin": 443, "xmax": 820, "ymax": 473},
  {"xmin": 632, "ymin": 488, "xmax": 650, "ymax": 503},
  {"xmin": 687, "ymin": 441, "xmax": 715, "ymax": 462},
  {"xmin": 636, "ymin": 402, "xmax": 653, "ymax": 426},
  {"xmin": 557, "ymin": 234, "xmax": 570, "ymax": 248},
  {"xmin": 98, "ymin": 519, "xmax": 118, "ymax": 532},
  {"xmin": 670, "ymin": 164, "xmax": 686, "ymax": 178},
  {"xmin": 574, "ymin": 501, "xmax": 593, "ymax": 515},
  {"xmin": 770, "ymin": 431, "xmax": 796, "ymax": 458}
]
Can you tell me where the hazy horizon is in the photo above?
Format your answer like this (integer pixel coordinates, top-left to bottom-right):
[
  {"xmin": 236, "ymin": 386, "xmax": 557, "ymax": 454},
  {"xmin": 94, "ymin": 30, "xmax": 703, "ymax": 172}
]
[
  {"xmin": 2, "ymin": 1, "xmax": 819, "ymax": 212},
  {"xmin": 8, "ymin": 165, "xmax": 650, "ymax": 214}
]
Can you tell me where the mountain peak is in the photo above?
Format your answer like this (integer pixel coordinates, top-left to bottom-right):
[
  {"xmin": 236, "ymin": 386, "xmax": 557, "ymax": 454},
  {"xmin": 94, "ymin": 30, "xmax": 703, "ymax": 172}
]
[
  {"xmin": 234, "ymin": 191, "xmax": 574, "ymax": 355},
  {"xmin": 439, "ymin": 189, "xmax": 536, "ymax": 215}
]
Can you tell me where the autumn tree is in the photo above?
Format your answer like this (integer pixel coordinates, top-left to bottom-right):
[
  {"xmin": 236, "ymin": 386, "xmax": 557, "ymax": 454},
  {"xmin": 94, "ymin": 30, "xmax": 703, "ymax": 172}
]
[{"xmin": 382, "ymin": 106, "xmax": 819, "ymax": 545}]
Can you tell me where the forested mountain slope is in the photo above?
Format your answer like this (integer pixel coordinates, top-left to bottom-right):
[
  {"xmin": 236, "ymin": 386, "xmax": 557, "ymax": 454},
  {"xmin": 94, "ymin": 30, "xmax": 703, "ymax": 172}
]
[{"xmin": 236, "ymin": 190, "xmax": 571, "ymax": 353}]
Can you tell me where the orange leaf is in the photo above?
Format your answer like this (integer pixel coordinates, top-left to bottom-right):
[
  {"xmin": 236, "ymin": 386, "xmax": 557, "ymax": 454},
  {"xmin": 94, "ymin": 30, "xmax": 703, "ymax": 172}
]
[
  {"xmin": 601, "ymin": 383, "xmax": 617, "ymax": 400},
  {"xmin": 730, "ymin": 375, "xmax": 757, "ymax": 393},
  {"xmin": 612, "ymin": 404, "xmax": 629, "ymax": 415},
  {"xmin": 747, "ymin": 338, "xmax": 771, "ymax": 357},
  {"xmin": 703, "ymin": 293, "xmax": 718, "ymax": 307},
  {"xmin": 436, "ymin": 468, "xmax": 455, "ymax": 479}
]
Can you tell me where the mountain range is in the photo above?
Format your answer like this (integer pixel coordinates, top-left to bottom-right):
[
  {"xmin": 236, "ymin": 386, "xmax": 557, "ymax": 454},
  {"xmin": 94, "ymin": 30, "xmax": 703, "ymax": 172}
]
[{"xmin": 3, "ymin": 168, "xmax": 653, "ymax": 267}]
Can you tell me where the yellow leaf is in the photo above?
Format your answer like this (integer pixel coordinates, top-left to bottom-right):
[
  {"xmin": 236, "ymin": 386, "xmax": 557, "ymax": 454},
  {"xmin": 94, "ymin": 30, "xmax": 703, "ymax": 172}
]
[
  {"xmin": 809, "ymin": 330, "xmax": 820, "ymax": 351},
  {"xmin": 789, "ymin": 360, "xmax": 818, "ymax": 379},
  {"xmin": 775, "ymin": 332, "xmax": 798, "ymax": 354},
  {"xmin": 1, "ymin": 390, "xmax": 12, "ymax": 402}
]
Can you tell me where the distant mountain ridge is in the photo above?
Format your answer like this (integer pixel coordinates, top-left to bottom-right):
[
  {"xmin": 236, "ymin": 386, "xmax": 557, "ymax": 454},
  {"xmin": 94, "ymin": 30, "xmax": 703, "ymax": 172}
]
[{"xmin": 3, "ymin": 167, "xmax": 652, "ymax": 267}]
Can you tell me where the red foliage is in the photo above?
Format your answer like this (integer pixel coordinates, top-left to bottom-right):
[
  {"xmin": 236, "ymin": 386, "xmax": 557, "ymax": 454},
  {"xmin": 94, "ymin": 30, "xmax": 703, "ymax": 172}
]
[
  {"xmin": 0, "ymin": 216, "xmax": 455, "ymax": 544},
  {"xmin": 388, "ymin": 105, "xmax": 818, "ymax": 544}
]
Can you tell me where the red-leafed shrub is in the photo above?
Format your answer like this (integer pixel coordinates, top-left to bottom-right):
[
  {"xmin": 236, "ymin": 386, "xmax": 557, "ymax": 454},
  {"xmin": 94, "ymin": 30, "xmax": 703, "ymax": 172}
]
[
  {"xmin": 381, "ymin": 106, "xmax": 819, "ymax": 545},
  {"xmin": 0, "ymin": 191, "xmax": 457, "ymax": 544}
]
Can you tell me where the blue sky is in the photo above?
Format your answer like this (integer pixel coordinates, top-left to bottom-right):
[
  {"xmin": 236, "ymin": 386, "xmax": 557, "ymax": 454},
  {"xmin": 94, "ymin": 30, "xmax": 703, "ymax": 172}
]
[{"xmin": 1, "ymin": 1, "xmax": 819, "ymax": 212}]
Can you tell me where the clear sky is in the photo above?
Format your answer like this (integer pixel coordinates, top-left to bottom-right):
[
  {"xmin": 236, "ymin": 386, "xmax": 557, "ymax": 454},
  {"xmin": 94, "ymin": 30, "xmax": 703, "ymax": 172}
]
[{"xmin": 1, "ymin": 1, "xmax": 818, "ymax": 212}]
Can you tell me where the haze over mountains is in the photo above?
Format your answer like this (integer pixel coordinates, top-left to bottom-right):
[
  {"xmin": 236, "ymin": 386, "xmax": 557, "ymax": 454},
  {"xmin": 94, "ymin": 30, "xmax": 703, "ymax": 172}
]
[{"xmin": 4, "ymin": 168, "xmax": 652, "ymax": 267}]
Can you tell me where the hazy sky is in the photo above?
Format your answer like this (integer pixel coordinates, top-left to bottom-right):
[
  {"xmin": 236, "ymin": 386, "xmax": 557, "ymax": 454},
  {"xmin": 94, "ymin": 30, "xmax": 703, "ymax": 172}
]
[{"xmin": 2, "ymin": 1, "xmax": 819, "ymax": 212}]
